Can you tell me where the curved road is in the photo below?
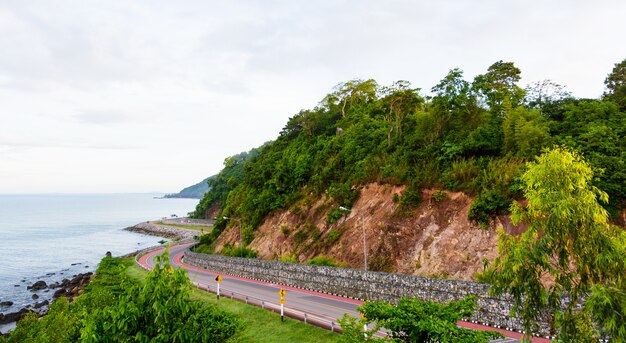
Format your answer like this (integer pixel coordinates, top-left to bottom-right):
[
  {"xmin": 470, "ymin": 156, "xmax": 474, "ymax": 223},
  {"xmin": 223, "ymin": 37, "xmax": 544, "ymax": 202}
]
[{"xmin": 137, "ymin": 243, "xmax": 549, "ymax": 342}]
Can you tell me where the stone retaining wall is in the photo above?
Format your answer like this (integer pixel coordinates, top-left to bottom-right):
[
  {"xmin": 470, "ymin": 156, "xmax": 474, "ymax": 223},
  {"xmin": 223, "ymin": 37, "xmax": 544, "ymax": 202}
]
[{"xmin": 185, "ymin": 251, "xmax": 553, "ymax": 336}]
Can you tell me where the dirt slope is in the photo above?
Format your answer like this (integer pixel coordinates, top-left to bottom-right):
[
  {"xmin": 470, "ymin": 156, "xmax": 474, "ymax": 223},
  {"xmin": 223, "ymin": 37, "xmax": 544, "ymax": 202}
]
[{"xmin": 215, "ymin": 183, "xmax": 521, "ymax": 281}]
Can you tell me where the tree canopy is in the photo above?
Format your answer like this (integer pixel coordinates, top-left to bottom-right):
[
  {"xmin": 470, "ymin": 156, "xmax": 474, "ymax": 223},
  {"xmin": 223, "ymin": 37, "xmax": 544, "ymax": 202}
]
[
  {"xmin": 485, "ymin": 147, "xmax": 626, "ymax": 341},
  {"xmin": 191, "ymin": 59, "xmax": 626, "ymax": 231}
]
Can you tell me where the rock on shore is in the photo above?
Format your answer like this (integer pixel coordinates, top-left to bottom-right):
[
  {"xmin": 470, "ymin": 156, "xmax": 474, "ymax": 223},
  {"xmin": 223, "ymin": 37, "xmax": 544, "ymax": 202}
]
[{"xmin": 0, "ymin": 272, "xmax": 93, "ymax": 326}]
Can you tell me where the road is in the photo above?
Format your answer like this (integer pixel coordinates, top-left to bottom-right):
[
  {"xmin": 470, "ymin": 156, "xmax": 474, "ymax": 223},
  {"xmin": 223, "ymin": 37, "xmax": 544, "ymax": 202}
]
[{"xmin": 137, "ymin": 243, "xmax": 549, "ymax": 342}]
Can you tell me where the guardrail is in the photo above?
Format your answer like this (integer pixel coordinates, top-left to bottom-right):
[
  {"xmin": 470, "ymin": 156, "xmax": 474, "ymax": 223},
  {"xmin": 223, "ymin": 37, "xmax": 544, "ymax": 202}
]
[
  {"xmin": 139, "ymin": 245, "xmax": 386, "ymax": 337},
  {"xmin": 191, "ymin": 282, "xmax": 347, "ymax": 333},
  {"xmin": 191, "ymin": 281, "xmax": 389, "ymax": 339}
]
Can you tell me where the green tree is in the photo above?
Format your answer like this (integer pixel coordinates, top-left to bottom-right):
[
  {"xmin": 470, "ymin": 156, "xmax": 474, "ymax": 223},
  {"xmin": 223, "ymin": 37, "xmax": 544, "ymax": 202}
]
[
  {"xmin": 81, "ymin": 253, "xmax": 244, "ymax": 342},
  {"xmin": 339, "ymin": 296, "xmax": 502, "ymax": 342},
  {"xmin": 502, "ymin": 107, "xmax": 550, "ymax": 158},
  {"xmin": 473, "ymin": 60, "xmax": 525, "ymax": 115},
  {"xmin": 486, "ymin": 147, "xmax": 626, "ymax": 341},
  {"xmin": 324, "ymin": 79, "xmax": 379, "ymax": 117},
  {"xmin": 604, "ymin": 58, "xmax": 626, "ymax": 109},
  {"xmin": 381, "ymin": 80, "xmax": 423, "ymax": 145},
  {"xmin": 524, "ymin": 79, "xmax": 571, "ymax": 109}
]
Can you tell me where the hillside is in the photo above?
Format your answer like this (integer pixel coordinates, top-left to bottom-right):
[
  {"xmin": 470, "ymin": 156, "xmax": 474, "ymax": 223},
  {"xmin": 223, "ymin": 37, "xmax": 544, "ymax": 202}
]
[
  {"xmin": 164, "ymin": 176, "xmax": 213, "ymax": 199},
  {"xmin": 192, "ymin": 59, "xmax": 626, "ymax": 280}
]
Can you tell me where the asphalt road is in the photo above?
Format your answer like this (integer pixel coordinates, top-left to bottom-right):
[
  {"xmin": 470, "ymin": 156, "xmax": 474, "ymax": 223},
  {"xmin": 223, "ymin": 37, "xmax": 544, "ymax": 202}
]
[{"xmin": 138, "ymin": 243, "xmax": 547, "ymax": 342}]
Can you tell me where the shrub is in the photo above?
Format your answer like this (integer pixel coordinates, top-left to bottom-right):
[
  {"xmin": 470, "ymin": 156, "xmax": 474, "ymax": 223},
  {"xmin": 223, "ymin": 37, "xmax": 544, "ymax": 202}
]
[
  {"xmin": 468, "ymin": 190, "xmax": 511, "ymax": 226},
  {"xmin": 328, "ymin": 182, "xmax": 359, "ymax": 208},
  {"xmin": 399, "ymin": 182, "xmax": 422, "ymax": 209},
  {"xmin": 221, "ymin": 244, "xmax": 258, "ymax": 258},
  {"xmin": 431, "ymin": 190, "xmax": 447, "ymax": 203},
  {"xmin": 326, "ymin": 208, "xmax": 345, "ymax": 224},
  {"xmin": 443, "ymin": 158, "xmax": 480, "ymax": 191},
  {"xmin": 340, "ymin": 296, "xmax": 502, "ymax": 343},
  {"xmin": 307, "ymin": 255, "xmax": 338, "ymax": 267},
  {"xmin": 294, "ymin": 230, "xmax": 308, "ymax": 244},
  {"xmin": 326, "ymin": 229, "xmax": 342, "ymax": 244}
]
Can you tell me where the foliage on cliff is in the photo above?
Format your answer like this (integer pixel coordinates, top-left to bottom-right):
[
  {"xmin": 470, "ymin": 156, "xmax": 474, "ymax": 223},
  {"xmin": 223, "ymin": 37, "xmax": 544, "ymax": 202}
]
[{"xmin": 191, "ymin": 59, "xmax": 626, "ymax": 233}]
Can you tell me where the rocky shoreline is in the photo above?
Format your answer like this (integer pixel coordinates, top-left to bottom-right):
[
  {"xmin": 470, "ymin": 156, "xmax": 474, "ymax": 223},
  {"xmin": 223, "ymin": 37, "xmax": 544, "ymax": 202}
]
[
  {"xmin": 1, "ymin": 221, "xmax": 201, "ymax": 335},
  {"xmin": 0, "ymin": 272, "xmax": 93, "ymax": 327},
  {"xmin": 124, "ymin": 221, "xmax": 198, "ymax": 241}
]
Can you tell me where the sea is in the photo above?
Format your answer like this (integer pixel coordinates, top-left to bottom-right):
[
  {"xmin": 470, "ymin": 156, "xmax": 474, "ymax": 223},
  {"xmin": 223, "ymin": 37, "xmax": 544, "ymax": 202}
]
[{"xmin": 0, "ymin": 193, "xmax": 198, "ymax": 332}]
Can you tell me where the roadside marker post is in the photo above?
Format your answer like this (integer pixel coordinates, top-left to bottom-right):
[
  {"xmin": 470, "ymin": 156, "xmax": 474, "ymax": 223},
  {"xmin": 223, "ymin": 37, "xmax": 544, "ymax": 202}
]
[
  {"xmin": 215, "ymin": 275, "xmax": 222, "ymax": 299},
  {"xmin": 278, "ymin": 289, "xmax": 287, "ymax": 321},
  {"xmin": 361, "ymin": 313, "xmax": 367, "ymax": 338}
]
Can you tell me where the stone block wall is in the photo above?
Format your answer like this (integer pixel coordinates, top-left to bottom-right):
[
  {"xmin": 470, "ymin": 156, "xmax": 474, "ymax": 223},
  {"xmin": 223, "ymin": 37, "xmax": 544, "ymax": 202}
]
[{"xmin": 184, "ymin": 251, "xmax": 551, "ymax": 336}]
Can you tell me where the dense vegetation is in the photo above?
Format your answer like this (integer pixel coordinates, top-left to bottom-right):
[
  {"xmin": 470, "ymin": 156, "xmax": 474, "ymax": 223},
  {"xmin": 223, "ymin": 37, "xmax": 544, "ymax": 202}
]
[
  {"xmin": 484, "ymin": 147, "xmax": 626, "ymax": 342},
  {"xmin": 164, "ymin": 176, "xmax": 214, "ymax": 199},
  {"xmin": 192, "ymin": 59, "xmax": 626, "ymax": 235},
  {"xmin": 1, "ymin": 255, "xmax": 243, "ymax": 342},
  {"xmin": 186, "ymin": 60, "xmax": 626, "ymax": 340},
  {"xmin": 339, "ymin": 296, "xmax": 502, "ymax": 342}
]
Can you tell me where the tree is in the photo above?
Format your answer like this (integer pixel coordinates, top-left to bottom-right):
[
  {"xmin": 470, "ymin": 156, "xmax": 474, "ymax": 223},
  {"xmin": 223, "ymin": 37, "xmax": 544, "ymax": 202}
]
[
  {"xmin": 486, "ymin": 146, "xmax": 626, "ymax": 341},
  {"xmin": 430, "ymin": 68, "xmax": 484, "ymax": 143},
  {"xmin": 502, "ymin": 107, "xmax": 550, "ymax": 158},
  {"xmin": 604, "ymin": 59, "xmax": 626, "ymax": 109},
  {"xmin": 525, "ymin": 79, "xmax": 571, "ymax": 109},
  {"xmin": 473, "ymin": 61, "xmax": 525, "ymax": 115},
  {"xmin": 339, "ymin": 296, "xmax": 502, "ymax": 342},
  {"xmin": 324, "ymin": 79, "xmax": 379, "ymax": 117},
  {"xmin": 381, "ymin": 80, "xmax": 423, "ymax": 145}
]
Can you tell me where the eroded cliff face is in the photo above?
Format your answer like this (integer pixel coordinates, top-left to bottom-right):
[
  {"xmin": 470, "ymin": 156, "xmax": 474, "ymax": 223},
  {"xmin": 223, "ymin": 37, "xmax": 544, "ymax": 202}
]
[{"xmin": 215, "ymin": 183, "xmax": 520, "ymax": 281}]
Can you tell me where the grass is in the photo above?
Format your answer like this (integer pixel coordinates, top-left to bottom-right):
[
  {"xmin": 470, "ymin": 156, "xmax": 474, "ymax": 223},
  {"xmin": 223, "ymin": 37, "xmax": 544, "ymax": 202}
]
[
  {"xmin": 151, "ymin": 220, "xmax": 212, "ymax": 232},
  {"xmin": 126, "ymin": 259, "xmax": 341, "ymax": 343}
]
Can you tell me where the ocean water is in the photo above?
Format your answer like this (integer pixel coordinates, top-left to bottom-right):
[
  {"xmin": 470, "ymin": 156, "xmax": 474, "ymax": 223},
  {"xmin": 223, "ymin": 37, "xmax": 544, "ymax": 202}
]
[{"xmin": 0, "ymin": 193, "xmax": 198, "ymax": 320}]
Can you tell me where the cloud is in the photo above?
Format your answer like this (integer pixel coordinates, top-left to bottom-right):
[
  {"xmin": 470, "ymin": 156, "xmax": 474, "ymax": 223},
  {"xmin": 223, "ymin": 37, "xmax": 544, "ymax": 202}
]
[
  {"xmin": 1, "ymin": 0, "xmax": 625, "ymax": 193},
  {"xmin": 72, "ymin": 110, "xmax": 131, "ymax": 125}
]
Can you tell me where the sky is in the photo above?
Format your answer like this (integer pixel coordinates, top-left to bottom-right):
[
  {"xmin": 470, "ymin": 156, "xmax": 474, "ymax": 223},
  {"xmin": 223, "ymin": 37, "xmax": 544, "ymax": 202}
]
[{"xmin": 0, "ymin": 0, "xmax": 625, "ymax": 194}]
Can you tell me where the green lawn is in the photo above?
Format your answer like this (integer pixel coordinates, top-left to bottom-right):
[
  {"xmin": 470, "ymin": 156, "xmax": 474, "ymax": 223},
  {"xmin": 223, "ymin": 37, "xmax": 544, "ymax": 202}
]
[
  {"xmin": 151, "ymin": 220, "xmax": 212, "ymax": 232},
  {"xmin": 126, "ymin": 261, "xmax": 341, "ymax": 343}
]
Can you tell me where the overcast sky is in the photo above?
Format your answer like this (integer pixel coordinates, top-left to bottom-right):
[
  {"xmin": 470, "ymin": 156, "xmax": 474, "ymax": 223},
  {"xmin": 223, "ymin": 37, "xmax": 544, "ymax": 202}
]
[{"xmin": 1, "ymin": 1, "xmax": 625, "ymax": 194}]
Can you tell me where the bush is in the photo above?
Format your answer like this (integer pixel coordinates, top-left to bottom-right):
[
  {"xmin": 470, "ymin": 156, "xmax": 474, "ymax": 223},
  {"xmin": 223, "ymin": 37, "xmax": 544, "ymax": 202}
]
[
  {"xmin": 81, "ymin": 254, "xmax": 244, "ymax": 342},
  {"xmin": 294, "ymin": 230, "xmax": 308, "ymax": 244},
  {"xmin": 431, "ymin": 190, "xmax": 448, "ymax": 203},
  {"xmin": 340, "ymin": 296, "xmax": 502, "ymax": 342},
  {"xmin": 399, "ymin": 182, "xmax": 422, "ymax": 209},
  {"xmin": 307, "ymin": 255, "xmax": 338, "ymax": 267},
  {"xmin": 326, "ymin": 208, "xmax": 345, "ymax": 224},
  {"xmin": 326, "ymin": 229, "xmax": 342, "ymax": 244},
  {"xmin": 221, "ymin": 244, "xmax": 258, "ymax": 258},
  {"xmin": 468, "ymin": 190, "xmax": 512, "ymax": 226},
  {"xmin": 328, "ymin": 182, "xmax": 359, "ymax": 208},
  {"xmin": 443, "ymin": 158, "xmax": 480, "ymax": 192}
]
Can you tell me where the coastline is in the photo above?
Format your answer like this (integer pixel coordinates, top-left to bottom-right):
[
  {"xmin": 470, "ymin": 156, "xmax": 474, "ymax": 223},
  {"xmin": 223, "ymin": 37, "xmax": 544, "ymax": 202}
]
[
  {"xmin": 1, "ymin": 220, "xmax": 204, "ymax": 335},
  {"xmin": 124, "ymin": 222, "xmax": 197, "ymax": 241}
]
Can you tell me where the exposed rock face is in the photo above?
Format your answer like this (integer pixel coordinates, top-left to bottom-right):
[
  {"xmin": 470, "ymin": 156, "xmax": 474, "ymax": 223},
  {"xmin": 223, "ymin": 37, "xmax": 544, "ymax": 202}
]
[{"xmin": 215, "ymin": 183, "xmax": 517, "ymax": 281}]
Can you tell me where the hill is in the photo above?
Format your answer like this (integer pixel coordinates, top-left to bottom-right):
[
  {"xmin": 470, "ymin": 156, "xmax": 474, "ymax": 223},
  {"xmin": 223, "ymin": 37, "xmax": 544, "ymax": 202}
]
[
  {"xmin": 191, "ymin": 59, "xmax": 626, "ymax": 279},
  {"xmin": 164, "ymin": 176, "xmax": 213, "ymax": 199}
]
